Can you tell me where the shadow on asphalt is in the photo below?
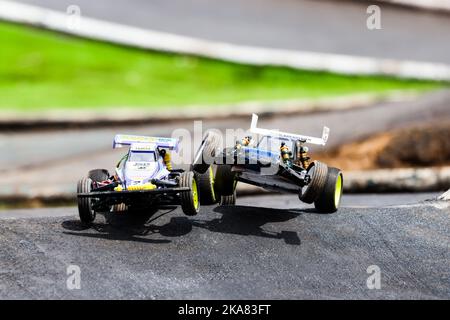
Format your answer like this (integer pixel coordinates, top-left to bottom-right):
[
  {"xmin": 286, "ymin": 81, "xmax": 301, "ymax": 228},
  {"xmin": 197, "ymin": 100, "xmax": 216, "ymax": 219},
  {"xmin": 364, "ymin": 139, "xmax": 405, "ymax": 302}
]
[
  {"xmin": 61, "ymin": 204, "xmax": 309, "ymax": 245},
  {"xmin": 61, "ymin": 206, "xmax": 183, "ymax": 244},
  {"xmin": 188, "ymin": 205, "xmax": 304, "ymax": 245}
]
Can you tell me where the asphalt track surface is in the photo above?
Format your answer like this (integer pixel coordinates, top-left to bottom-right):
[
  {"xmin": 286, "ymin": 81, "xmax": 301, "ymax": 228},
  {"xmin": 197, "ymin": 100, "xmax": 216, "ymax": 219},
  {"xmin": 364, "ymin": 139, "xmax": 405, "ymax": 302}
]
[
  {"xmin": 15, "ymin": 0, "xmax": 450, "ymax": 64},
  {"xmin": 0, "ymin": 193, "xmax": 449, "ymax": 299}
]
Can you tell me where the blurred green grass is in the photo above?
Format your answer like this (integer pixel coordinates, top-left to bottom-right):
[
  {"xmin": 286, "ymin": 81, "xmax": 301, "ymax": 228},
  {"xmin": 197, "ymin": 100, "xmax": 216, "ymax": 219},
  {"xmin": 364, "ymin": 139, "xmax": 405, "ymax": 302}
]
[{"xmin": 0, "ymin": 21, "xmax": 444, "ymax": 111}]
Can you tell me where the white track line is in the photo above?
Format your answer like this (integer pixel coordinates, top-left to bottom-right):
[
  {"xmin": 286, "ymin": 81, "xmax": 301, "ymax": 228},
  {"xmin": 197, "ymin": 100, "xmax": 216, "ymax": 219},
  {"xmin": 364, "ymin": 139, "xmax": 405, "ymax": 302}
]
[{"xmin": 1, "ymin": 0, "xmax": 450, "ymax": 80}]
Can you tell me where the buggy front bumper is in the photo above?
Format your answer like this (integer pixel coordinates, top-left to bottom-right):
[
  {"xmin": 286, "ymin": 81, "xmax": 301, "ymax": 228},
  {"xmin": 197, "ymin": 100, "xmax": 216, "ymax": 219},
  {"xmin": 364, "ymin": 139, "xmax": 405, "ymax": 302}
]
[{"xmin": 77, "ymin": 187, "xmax": 190, "ymax": 199}]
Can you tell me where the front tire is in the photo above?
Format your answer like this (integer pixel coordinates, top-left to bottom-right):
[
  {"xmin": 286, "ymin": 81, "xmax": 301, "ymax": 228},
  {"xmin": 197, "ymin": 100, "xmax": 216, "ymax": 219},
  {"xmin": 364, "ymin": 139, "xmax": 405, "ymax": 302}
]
[
  {"xmin": 300, "ymin": 161, "xmax": 328, "ymax": 204},
  {"xmin": 179, "ymin": 172, "xmax": 200, "ymax": 216},
  {"xmin": 77, "ymin": 177, "xmax": 96, "ymax": 224},
  {"xmin": 314, "ymin": 167, "xmax": 343, "ymax": 213},
  {"xmin": 88, "ymin": 169, "xmax": 111, "ymax": 212},
  {"xmin": 196, "ymin": 166, "xmax": 217, "ymax": 205},
  {"xmin": 214, "ymin": 165, "xmax": 236, "ymax": 197}
]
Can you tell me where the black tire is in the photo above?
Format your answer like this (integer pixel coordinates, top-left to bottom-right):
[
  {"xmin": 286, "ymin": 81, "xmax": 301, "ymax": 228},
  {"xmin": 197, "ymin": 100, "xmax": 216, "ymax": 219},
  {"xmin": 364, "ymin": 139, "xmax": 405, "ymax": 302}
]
[
  {"xmin": 88, "ymin": 169, "xmax": 112, "ymax": 212},
  {"xmin": 214, "ymin": 165, "xmax": 236, "ymax": 197},
  {"xmin": 112, "ymin": 203, "xmax": 127, "ymax": 213},
  {"xmin": 300, "ymin": 161, "xmax": 328, "ymax": 204},
  {"xmin": 77, "ymin": 177, "xmax": 96, "ymax": 224},
  {"xmin": 179, "ymin": 171, "xmax": 200, "ymax": 216},
  {"xmin": 219, "ymin": 192, "xmax": 236, "ymax": 206},
  {"xmin": 88, "ymin": 169, "xmax": 110, "ymax": 182},
  {"xmin": 314, "ymin": 167, "xmax": 343, "ymax": 213},
  {"xmin": 196, "ymin": 166, "xmax": 217, "ymax": 205},
  {"xmin": 193, "ymin": 131, "xmax": 222, "ymax": 174}
]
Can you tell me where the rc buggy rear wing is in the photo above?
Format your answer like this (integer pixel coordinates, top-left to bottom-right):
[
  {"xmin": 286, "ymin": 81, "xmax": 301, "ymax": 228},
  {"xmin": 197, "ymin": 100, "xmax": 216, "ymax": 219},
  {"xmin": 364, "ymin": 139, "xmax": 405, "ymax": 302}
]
[
  {"xmin": 113, "ymin": 134, "xmax": 179, "ymax": 150},
  {"xmin": 249, "ymin": 114, "xmax": 329, "ymax": 146}
]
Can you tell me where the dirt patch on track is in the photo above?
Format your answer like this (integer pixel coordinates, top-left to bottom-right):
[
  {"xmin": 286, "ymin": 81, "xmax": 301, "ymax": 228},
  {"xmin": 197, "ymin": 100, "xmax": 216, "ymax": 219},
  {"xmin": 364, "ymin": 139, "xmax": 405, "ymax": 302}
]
[{"xmin": 316, "ymin": 121, "xmax": 450, "ymax": 170}]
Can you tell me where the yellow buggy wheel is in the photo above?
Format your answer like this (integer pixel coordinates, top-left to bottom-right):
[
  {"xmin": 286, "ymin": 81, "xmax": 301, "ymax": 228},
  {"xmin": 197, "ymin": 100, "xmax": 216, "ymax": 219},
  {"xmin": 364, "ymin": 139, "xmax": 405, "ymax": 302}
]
[
  {"xmin": 180, "ymin": 171, "xmax": 200, "ymax": 216},
  {"xmin": 314, "ymin": 167, "xmax": 343, "ymax": 213},
  {"xmin": 196, "ymin": 166, "xmax": 217, "ymax": 205}
]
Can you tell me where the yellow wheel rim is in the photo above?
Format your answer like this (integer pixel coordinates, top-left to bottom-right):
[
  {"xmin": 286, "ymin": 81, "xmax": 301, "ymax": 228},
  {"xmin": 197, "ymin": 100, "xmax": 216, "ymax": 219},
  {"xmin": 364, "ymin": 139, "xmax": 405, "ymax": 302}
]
[
  {"xmin": 192, "ymin": 178, "xmax": 199, "ymax": 210},
  {"xmin": 334, "ymin": 173, "xmax": 343, "ymax": 207},
  {"xmin": 209, "ymin": 166, "xmax": 216, "ymax": 202}
]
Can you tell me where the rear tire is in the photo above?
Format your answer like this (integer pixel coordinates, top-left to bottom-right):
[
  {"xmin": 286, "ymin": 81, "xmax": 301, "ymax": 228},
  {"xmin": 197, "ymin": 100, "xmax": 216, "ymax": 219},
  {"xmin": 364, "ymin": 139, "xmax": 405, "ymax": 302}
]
[
  {"xmin": 300, "ymin": 161, "xmax": 328, "ymax": 204},
  {"xmin": 219, "ymin": 192, "xmax": 236, "ymax": 206},
  {"xmin": 196, "ymin": 166, "xmax": 217, "ymax": 205},
  {"xmin": 112, "ymin": 203, "xmax": 127, "ymax": 213},
  {"xmin": 214, "ymin": 165, "xmax": 236, "ymax": 197},
  {"xmin": 314, "ymin": 167, "xmax": 343, "ymax": 213},
  {"xmin": 88, "ymin": 169, "xmax": 110, "ymax": 182},
  {"xmin": 193, "ymin": 131, "xmax": 222, "ymax": 174},
  {"xmin": 179, "ymin": 171, "xmax": 200, "ymax": 216},
  {"xmin": 77, "ymin": 177, "xmax": 96, "ymax": 225}
]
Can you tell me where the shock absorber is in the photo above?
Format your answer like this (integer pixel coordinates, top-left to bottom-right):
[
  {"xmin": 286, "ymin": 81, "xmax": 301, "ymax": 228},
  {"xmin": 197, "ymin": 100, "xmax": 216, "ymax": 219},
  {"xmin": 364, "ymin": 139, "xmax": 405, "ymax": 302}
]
[
  {"xmin": 160, "ymin": 149, "xmax": 173, "ymax": 171},
  {"xmin": 164, "ymin": 151, "xmax": 173, "ymax": 171},
  {"xmin": 280, "ymin": 142, "xmax": 292, "ymax": 167},
  {"xmin": 299, "ymin": 146, "xmax": 311, "ymax": 169},
  {"xmin": 295, "ymin": 140, "xmax": 302, "ymax": 166}
]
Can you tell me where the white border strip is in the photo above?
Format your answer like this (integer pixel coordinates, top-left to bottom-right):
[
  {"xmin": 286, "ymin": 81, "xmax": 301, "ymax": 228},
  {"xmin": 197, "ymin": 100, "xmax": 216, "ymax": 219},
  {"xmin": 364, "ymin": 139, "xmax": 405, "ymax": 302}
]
[
  {"xmin": 438, "ymin": 189, "xmax": 450, "ymax": 200},
  {"xmin": 346, "ymin": 167, "xmax": 450, "ymax": 193},
  {"xmin": 377, "ymin": 0, "xmax": 450, "ymax": 12},
  {"xmin": 1, "ymin": 0, "xmax": 450, "ymax": 80}
]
